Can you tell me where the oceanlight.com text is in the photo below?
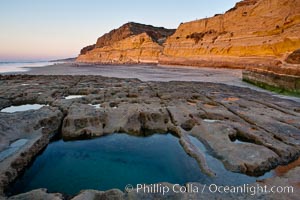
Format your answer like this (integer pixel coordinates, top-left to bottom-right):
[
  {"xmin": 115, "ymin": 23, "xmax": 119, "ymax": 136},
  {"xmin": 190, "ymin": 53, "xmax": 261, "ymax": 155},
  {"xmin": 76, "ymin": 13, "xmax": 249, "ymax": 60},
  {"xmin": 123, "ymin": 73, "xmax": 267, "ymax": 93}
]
[{"xmin": 125, "ymin": 183, "xmax": 294, "ymax": 196}]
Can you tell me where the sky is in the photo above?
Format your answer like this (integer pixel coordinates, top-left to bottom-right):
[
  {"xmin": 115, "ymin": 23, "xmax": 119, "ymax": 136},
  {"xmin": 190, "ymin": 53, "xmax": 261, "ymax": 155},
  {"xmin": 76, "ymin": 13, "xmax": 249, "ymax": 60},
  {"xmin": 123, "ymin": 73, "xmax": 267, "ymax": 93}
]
[{"xmin": 0, "ymin": 0, "xmax": 240, "ymax": 61}]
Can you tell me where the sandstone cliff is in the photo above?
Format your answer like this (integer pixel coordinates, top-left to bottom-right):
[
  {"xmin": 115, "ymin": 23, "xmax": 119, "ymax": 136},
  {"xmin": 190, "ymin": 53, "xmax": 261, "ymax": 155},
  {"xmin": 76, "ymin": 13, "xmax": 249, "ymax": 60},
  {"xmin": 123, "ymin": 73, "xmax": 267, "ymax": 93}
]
[
  {"xmin": 161, "ymin": 0, "xmax": 300, "ymax": 68},
  {"xmin": 286, "ymin": 49, "xmax": 300, "ymax": 64},
  {"xmin": 77, "ymin": 0, "xmax": 300, "ymax": 69},
  {"xmin": 77, "ymin": 22, "xmax": 175, "ymax": 64}
]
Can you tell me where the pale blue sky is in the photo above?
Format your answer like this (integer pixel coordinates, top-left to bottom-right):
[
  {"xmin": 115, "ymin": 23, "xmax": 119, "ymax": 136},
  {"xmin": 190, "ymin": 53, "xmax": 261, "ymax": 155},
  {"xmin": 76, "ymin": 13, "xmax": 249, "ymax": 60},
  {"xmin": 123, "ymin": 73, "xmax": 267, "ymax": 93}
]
[{"xmin": 0, "ymin": 0, "xmax": 239, "ymax": 61}]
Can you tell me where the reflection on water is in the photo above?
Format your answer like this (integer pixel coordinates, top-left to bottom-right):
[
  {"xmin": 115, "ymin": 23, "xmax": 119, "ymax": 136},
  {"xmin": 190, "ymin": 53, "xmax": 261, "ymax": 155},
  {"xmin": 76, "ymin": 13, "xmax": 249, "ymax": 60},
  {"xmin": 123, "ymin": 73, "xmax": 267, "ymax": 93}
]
[
  {"xmin": 88, "ymin": 104, "xmax": 101, "ymax": 109},
  {"xmin": 64, "ymin": 95, "xmax": 86, "ymax": 99},
  {"xmin": 0, "ymin": 139, "xmax": 28, "ymax": 162},
  {"xmin": 189, "ymin": 136, "xmax": 273, "ymax": 183},
  {"xmin": 9, "ymin": 134, "xmax": 273, "ymax": 196},
  {"xmin": 9, "ymin": 134, "xmax": 203, "ymax": 195},
  {"xmin": 1, "ymin": 104, "xmax": 46, "ymax": 113}
]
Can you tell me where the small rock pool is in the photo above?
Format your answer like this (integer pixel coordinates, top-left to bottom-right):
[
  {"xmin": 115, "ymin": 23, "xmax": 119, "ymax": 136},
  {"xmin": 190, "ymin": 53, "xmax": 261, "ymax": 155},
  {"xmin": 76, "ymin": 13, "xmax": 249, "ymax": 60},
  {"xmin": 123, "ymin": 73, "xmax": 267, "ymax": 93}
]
[
  {"xmin": 0, "ymin": 104, "xmax": 46, "ymax": 113},
  {"xmin": 7, "ymin": 134, "xmax": 273, "ymax": 196},
  {"xmin": 64, "ymin": 95, "xmax": 86, "ymax": 100}
]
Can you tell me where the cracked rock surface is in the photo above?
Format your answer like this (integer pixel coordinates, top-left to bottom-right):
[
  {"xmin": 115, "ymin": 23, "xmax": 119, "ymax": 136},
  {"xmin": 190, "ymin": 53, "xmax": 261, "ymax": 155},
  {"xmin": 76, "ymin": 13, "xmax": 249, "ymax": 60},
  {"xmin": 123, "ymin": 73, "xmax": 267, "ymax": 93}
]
[{"xmin": 0, "ymin": 75, "xmax": 299, "ymax": 199}]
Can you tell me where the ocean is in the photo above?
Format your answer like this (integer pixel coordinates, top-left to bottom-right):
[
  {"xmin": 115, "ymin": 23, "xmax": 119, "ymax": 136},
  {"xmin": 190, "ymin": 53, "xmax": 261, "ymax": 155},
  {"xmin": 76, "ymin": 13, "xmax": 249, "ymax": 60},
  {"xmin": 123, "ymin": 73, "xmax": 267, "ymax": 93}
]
[{"xmin": 0, "ymin": 61, "xmax": 51, "ymax": 73}]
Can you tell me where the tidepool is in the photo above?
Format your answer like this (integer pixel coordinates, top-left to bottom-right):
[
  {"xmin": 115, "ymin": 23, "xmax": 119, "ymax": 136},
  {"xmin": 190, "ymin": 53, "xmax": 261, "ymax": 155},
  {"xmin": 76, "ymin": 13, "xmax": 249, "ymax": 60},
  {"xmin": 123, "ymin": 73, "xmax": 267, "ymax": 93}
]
[{"xmin": 7, "ymin": 133, "xmax": 272, "ymax": 195}]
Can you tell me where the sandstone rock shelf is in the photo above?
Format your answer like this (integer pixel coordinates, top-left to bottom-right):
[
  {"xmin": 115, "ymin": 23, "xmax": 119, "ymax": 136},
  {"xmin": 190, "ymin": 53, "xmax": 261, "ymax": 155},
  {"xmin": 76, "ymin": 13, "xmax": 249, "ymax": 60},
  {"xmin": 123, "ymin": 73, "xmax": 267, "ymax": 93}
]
[
  {"xmin": 242, "ymin": 48, "xmax": 300, "ymax": 95},
  {"xmin": 242, "ymin": 66, "xmax": 300, "ymax": 95},
  {"xmin": 0, "ymin": 75, "xmax": 299, "ymax": 199}
]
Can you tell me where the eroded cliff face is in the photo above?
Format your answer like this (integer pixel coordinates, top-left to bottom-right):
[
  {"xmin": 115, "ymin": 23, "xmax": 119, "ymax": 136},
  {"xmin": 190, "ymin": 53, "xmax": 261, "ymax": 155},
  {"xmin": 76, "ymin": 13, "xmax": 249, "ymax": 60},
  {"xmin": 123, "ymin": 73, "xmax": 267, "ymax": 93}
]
[
  {"xmin": 77, "ymin": 0, "xmax": 300, "ymax": 68},
  {"xmin": 161, "ymin": 0, "xmax": 300, "ymax": 68},
  {"xmin": 95, "ymin": 22, "xmax": 175, "ymax": 48},
  {"xmin": 77, "ymin": 22, "xmax": 175, "ymax": 64},
  {"xmin": 77, "ymin": 33, "xmax": 164, "ymax": 64}
]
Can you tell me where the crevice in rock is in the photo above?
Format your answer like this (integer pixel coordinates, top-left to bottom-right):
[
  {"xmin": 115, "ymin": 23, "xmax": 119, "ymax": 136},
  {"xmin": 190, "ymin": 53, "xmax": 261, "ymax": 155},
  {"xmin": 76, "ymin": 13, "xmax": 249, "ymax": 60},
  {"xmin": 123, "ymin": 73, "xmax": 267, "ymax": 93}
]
[
  {"xmin": 211, "ymin": 97, "xmax": 296, "ymax": 148},
  {"xmin": 270, "ymin": 132, "xmax": 299, "ymax": 148},
  {"xmin": 62, "ymin": 77, "xmax": 84, "ymax": 98},
  {"xmin": 232, "ymin": 126, "xmax": 288, "ymax": 159},
  {"xmin": 248, "ymin": 98, "xmax": 298, "ymax": 117},
  {"xmin": 203, "ymin": 96, "xmax": 300, "ymax": 165},
  {"xmin": 277, "ymin": 119, "xmax": 300, "ymax": 130},
  {"xmin": 166, "ymin": 108, "xmax": 177, "ymax": 126},
  {"xmin": 229, "ymin": 133, "xmax": 252, "ymax": 144},
  {"xmin": 0, "ymin": 97, "xmax": 10, "ymax": 101},
  {"xmin": 273, "ymin": 134, "xmax": 283, "ymax": 142}
]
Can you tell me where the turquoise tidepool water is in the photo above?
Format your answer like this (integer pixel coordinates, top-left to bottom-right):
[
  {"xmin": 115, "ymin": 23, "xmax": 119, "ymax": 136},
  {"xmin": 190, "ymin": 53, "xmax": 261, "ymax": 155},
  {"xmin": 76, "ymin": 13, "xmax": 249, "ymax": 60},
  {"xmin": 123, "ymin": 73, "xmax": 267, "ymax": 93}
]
[{"xmin": 8, "ymin": 133, "xmax": 272, "ymax": 196}]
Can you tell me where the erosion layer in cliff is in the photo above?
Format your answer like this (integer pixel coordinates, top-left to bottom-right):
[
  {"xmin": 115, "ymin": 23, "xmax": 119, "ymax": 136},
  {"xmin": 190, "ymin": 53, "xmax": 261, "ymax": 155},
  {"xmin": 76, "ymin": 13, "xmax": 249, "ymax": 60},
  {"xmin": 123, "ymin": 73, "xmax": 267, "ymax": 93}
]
[
  {"xmin": 77, "ymin": 0, "xmax": 300, "ymax": 68},
  {"xmin": 77, "ymin": 22, "xmax": 175, "ymax": 64},
  {"xmin": 161, "ymin": 0, "xmax": 300, "ymax": 68}
]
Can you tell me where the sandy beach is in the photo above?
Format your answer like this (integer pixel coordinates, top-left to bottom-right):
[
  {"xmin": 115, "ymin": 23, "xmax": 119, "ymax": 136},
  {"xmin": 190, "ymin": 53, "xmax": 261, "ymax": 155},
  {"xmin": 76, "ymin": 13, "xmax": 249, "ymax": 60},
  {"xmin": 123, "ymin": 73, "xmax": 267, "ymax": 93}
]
[{"xmin": 19, "ymin": 63, "xmax": 243, "ymax": 83}]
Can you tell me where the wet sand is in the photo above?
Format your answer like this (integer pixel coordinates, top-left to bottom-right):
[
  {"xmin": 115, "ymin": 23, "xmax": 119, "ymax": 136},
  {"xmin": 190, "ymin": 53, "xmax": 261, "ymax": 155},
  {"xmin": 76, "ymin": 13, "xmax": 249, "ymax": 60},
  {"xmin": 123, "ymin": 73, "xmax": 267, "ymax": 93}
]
[
  {"xmin": 20, "ymin": 63, "xmax": 243, "ymax": 84},
  {"xmin": 19, "ymin": 63, "xmax": 300, "ymax": 103}
]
